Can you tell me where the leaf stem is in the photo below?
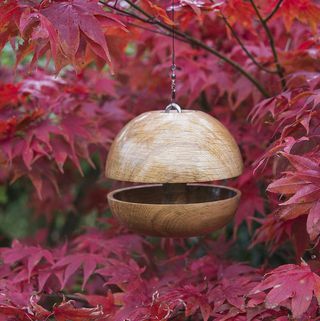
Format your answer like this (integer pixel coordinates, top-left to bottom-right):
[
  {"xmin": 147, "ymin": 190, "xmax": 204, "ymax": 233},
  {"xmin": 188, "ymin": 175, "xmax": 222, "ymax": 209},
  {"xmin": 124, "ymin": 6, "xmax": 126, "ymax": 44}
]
[
  {"xmin": 119, "ymin": 0, "xmax": 270, "ymax": 97},
  {"xmin": 127, "ymin": 21, "xmax": 188, "ymax": 43},
  {"xmin": 249, "ymin": 0, "xmax": 286, "ymax": 89}
]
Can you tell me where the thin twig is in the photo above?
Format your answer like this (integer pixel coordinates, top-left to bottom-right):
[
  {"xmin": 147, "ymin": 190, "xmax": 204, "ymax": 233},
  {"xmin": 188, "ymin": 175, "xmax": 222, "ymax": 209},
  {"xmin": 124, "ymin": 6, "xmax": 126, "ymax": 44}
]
[
  {"xmin": 264, "ymin": 0, "xmax": 284, "ymax": 22},
  {"xmin": 249, "ymin": 0, "xmax": 286, "ymax": 89},
  {"xmin": 220, "ymin": 13, "xmax": 277, "ymax": 74},
  {"xmin": 44, "ymin": 293, "xmax": 89, "ymax": 305},
  {"xmin": 100, "ymin": 1, "xmax": 187, "ymax": 42},
  {"xmin": 99, "ymin": 0, "xmax": 151, "ymax": 24},
  {"xmin": 127, "ymin": 22, "xmax": 189, "ymax": 44},
  {"xmin": 120, "ymin": 0, "xmax": 270, "ymax": 97}
]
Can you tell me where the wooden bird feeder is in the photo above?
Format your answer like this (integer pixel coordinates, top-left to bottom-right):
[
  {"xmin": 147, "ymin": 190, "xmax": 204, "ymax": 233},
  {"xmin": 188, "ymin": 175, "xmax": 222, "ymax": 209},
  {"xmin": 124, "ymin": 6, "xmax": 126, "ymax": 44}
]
[{"xmin": 105, "ymin": 105, "xmax": 243, "ymax": 237}]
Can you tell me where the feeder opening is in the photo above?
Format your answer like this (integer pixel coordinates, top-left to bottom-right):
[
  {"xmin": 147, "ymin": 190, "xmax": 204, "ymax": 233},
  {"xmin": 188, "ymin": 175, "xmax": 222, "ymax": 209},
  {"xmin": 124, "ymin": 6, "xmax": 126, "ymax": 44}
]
[{"xmin": 110, "ymin": 184, "xmax": 237, "ymax": 205}]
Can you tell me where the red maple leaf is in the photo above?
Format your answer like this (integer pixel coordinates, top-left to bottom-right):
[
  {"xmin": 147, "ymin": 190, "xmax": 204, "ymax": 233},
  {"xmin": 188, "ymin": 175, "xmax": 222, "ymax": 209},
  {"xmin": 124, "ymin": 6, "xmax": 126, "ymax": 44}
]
[
  {"xmin": 11, "ymin": 0, "xmax": 126, "ymax": 71},
  {"xmin": 54, "ymin": 253, "xmax": 106, "ymax": 289},
  {"xmin": 2, "ymin": 240, "xmax": 54, "ymax": 280},
  {"xmin": 269, "ymin": 0, "xmax": 320, "ymax": 32},
  {"xmin": 139, "ymin": 0, "xmax": 173, "ymax": 26},
  {"xmin": 0, "ymin": 0, "xmax": 21, "ymax": 50},
  {"xmin": 249, "ymin": 261, "xmax": 320, "ymax": 318},
  {"xmin": 267, "ymin": 152, "xmax": 320, "ymax": 240},
  {"xmin": 53, "ymin": 300, "xmax": 103, "ymax": 321},
  {"xmin": 0, "ymin": 84, "xmax": 20, "ymax": 109}
]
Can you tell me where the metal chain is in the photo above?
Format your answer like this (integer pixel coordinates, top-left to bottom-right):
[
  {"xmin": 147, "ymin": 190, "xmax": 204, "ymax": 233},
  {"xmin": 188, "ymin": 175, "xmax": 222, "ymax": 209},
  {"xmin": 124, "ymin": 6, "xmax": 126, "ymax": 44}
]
[
  {"xmin": 170, "ymin": 0, "xmax": 176, "ymax": 103},
  {"xmin": 165, "ymin": 0, "xmax": 182, "ymax": 113}
]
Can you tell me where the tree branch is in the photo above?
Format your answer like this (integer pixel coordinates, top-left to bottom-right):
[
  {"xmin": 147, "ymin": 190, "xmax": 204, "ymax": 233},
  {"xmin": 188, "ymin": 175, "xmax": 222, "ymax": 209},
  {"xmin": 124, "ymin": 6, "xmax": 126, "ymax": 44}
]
[
  {"xmin": 220, "ymin": 13, "xmax": 277, "ymax": 74},
  {"xmin": 99, "ymin": 0, "xmax": 151, "ymax": 24},
  {"xmin": 264, "ymin": 0, "xmax": 284, "ymax": 23},
  {"xmin": 249, "ymin": 0, "xmax": 286, "ymax": 89},
  {"xmin": 127, "ymin": 22, "xmax": 188, "ymax": 44},
  {"xmin": 117, "ymin": 0, "xmax": 270, "ymax": 97},
  {"xmin": 100, "ymin": 2, "xmax": 188, "ymax": 42}
]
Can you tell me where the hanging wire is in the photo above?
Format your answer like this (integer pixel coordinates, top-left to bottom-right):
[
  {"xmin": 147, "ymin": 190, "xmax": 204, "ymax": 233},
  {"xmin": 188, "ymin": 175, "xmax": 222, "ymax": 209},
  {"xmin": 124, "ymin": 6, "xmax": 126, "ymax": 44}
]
[
  {"xmin": 165, "ymin": 0, "xmax": 182, "ymax": 113},
  {"xmin": 170, "ymin": 0, "xmax": 176, "ymax": 104}
]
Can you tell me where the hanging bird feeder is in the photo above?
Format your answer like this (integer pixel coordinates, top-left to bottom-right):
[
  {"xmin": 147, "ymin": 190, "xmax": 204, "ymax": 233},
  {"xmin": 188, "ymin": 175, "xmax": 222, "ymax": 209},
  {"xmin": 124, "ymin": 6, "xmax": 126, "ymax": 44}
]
[
  {"xmin": 105, "ymin": 103, "xmax": 243, "ymax": 237},
  {"xmin": 104, "ymin": 2, "xmax": 243, "ymax": 237}
]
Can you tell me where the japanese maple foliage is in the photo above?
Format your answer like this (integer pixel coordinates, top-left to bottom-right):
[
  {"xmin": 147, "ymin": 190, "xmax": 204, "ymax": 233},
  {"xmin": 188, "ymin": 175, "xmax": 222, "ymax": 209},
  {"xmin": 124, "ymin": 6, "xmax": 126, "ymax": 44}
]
[{"xmin": 1, "ymin": 0, "xmax": 320, "ymax": 320}]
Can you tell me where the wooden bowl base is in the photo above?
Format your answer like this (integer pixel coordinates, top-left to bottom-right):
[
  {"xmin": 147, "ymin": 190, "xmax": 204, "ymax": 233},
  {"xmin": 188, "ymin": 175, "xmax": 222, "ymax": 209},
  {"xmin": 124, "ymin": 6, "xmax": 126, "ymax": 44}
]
[{"xmin": 107, "ymin": 184, "xmax": 241, "ymax": 237}]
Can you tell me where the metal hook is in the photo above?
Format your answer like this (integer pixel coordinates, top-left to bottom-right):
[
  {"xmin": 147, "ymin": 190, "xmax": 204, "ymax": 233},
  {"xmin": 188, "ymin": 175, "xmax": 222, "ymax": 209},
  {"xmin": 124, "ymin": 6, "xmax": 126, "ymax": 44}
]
[{"xmin": 165, "ymin": 103, "xmax": 182, "ymax": 113}]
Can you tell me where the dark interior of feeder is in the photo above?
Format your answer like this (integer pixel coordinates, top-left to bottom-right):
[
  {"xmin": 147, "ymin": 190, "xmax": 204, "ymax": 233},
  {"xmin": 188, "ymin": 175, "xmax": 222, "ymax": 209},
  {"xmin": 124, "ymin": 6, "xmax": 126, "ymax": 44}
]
[{"xmin": 112, "ymin": 184, "xmax": 237, "ymax": 204}]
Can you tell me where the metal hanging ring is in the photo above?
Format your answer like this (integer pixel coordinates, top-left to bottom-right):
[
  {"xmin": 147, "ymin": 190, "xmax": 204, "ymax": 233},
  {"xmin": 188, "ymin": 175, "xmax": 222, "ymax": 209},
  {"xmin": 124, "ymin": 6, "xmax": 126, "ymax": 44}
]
[{"xmin": 165, "ymin": 103, "xmax": 182, "ymax": 113}]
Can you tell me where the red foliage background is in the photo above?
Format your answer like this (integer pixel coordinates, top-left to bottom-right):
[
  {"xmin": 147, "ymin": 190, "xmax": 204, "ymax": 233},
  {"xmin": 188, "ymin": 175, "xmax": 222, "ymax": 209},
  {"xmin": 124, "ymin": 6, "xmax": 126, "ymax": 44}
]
[{"xmin": 0, "ymin": 0, "xmax": 320, "ymax": 320}]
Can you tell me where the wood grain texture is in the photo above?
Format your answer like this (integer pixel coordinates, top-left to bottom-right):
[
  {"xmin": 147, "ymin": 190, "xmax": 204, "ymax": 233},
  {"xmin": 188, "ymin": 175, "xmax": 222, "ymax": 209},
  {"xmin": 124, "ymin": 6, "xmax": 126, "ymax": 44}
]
[
  {"xmin": 107, "ymin": 184, "xmax": 241, "ymax": 237},
  {"xmin": 105, "ymin": 110, "xmax": 243, "ymax": 183}
]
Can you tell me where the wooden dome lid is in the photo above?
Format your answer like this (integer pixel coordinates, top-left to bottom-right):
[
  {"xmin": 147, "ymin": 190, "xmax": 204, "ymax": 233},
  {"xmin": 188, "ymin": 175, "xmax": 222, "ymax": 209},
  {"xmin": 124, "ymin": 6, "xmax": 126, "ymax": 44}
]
[{"xmin": 105, "ymin": 110, "xmax": 243, "ymax": 183}]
